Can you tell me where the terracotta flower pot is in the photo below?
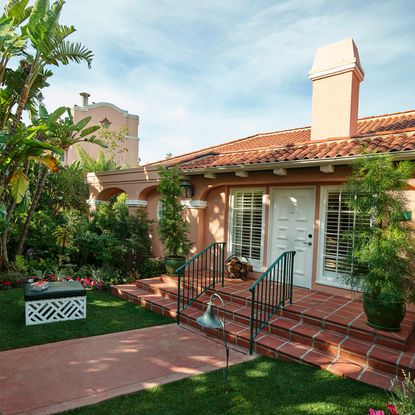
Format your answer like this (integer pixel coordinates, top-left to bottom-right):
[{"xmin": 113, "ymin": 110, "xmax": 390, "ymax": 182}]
[{"xmin": 363, "ymin": 294, "xmax": 406, "ymax": 332}]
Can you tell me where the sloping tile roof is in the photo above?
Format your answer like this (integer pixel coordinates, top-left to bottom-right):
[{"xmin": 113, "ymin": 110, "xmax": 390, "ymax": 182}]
[
  {"xmin": 179, "ymin": 132, "xmax": 415, "ymax": 170},
  {"xmin": 145, "ymin": 110, "xmax": 415, "ymax": 170}
]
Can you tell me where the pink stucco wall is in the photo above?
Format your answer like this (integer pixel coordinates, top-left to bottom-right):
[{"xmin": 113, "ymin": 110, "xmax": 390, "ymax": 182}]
[
  {"xmin": 87, "ymin": 164, "xmax": 415, "ymax": 297},
  {"xmin": 66, "ymin": 103, "xmax": 139, "ymax": 167}
]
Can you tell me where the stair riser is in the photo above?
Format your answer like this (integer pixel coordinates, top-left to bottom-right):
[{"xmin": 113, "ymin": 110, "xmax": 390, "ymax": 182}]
[
  {"xmin": 137, "ymin": 279, "xmax": 251, "ymax": 307},
  {"xmin": 283, "ymin": 309, "xmax": 408, "ymax": 351},
  {"xmin": 206, "ymin": 289, "xmax": 250, "ymax": 307},
  {"xmin": 136, "ymin": 281, "xmax": 252, "ymax": 323},
  {"xmin": 239, "ymin": 319, "xmax": 406, "ymax": 376},
  {"xmin": 136, "ymin": 281, "xmax": 178, "ymax": 300},
  {"xmin": 268, "ymin": 325, "xmax": 404, "ymax": 377}
]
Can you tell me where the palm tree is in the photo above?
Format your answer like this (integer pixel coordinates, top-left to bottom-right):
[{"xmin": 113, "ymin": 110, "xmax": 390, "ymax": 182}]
[
  {"xmin": 0, "ymin": 0, "xmax": 94, "ymax": 203},
  {"xmin": 0, "ymin": 57, "xmax": 53, "ymax": 129},
  {"xmin": 0, "ymin": 0, "xmax": 31, "ymax": 85},
  {"xmin": 13, "ymin": 0, "xmax": 93, "ymax": 129},
  {"xmin": 0, "ymin": 0, "xmax": 94, "ymax": 268}
]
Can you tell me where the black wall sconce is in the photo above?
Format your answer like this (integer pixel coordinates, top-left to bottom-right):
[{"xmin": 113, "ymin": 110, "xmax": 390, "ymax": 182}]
[{"xmin": 180, "ymin": 180, "xmax": 194, "ymax": 199}]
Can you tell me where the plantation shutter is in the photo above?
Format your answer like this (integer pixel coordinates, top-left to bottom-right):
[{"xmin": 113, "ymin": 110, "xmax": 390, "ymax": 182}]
[
  {"xmin": 231, "ymin": 190, "xmax": 264, "ymax": 268},
  {"xmin": 322, "ymin": 190, "xmax": 357, "ymax": 277}
]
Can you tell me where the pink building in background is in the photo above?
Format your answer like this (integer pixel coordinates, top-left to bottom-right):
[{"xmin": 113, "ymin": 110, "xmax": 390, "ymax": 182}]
[{"xmin": 64, "ymin": 93, "xmax": 140, "ymax": 167}]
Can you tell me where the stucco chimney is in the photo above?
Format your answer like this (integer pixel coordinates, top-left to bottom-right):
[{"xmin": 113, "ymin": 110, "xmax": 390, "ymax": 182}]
[
  {"xmin": 309, "ymin": 39, "xmax": 364, "ymax": 141},
  {"xmin": 80, "ymin": 92, "xmax": 90, "ymax": 107}
]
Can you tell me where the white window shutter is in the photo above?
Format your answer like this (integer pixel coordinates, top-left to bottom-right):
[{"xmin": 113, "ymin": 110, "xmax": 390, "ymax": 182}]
[
  {"xmin": 322, "ymin": 190, "xmax": 364, "ymax": 277},
  {"xmin": 231, "ymin": 190, "xmax": 264, "ymax": 265}
]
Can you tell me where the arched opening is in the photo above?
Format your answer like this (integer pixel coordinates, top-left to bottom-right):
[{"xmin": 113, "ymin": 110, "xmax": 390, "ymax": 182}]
[{"xmin": 96, "ymin": 187, "xmax": 126, "ymax": 201}]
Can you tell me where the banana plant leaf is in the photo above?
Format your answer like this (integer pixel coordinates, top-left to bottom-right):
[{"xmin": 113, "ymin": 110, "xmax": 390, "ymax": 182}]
[{"xmin": 9, "ymin": 168, "xmax": 29, "ymax": 203}]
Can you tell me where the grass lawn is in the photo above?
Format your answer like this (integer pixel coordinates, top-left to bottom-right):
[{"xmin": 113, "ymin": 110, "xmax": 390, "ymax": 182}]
[
  {"xmin": 63, "ymin": 357, "xmax": 387, "ymax": 415},
  {"xmin": 0, "ymin": 288, "xmax": 172, "ymax": 351}
]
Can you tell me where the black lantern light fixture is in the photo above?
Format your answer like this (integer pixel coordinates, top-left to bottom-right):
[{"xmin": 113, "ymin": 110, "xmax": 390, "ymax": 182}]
[
  {"xmin": 180, "ymin": 179, "xmax": 194, "ymax": 199},
  {"xmin": 196, "ymin": 293, "xmax": 230, "ymax": 390}
]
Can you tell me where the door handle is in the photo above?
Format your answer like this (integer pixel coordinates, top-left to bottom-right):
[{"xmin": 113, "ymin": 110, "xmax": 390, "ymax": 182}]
[{"xmin": 303, "ymin": 242, "xmax": 312, "ymax": 246}]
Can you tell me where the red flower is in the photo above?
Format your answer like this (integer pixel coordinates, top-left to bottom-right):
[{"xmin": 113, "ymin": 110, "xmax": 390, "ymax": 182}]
[
  {"xmin": 3, "ymin": 281, "xmax": 11, "ymax": 286},
  {"xmin": 387, "ymin": 404, "xmax": 398, "ymax": 415}
]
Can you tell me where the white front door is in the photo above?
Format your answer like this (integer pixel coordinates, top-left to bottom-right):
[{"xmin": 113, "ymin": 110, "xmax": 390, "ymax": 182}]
[{"xmin": 269, "ymin": 188, "xmax": 315, "ymax": 288}]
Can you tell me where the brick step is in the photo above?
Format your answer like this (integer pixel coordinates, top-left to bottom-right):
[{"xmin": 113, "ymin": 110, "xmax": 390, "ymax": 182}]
[
  {"xmin": 140, "ymin": 276, "xmax": 415, "ymax": 351},
  {"xmin": 267, "ymin": 315, "xmax": 415, "ymax": 378},
  {"xmin": 136, "ymin": 277, "xmax": 415, "ymax": 357},
  {"xmin": 278, "ymin": 304, "xmax": 415, "ymax": 352},
  {"xmin": 136, "ymin": 275, "xmax": 253, "ymax": 306},
  {"xmin": 193, "ymin": 297, "xmax": 415, "ymax": 378},
  {"xmin": 112, "ymin": 284, "xmax": 411, "ymax": 390}
]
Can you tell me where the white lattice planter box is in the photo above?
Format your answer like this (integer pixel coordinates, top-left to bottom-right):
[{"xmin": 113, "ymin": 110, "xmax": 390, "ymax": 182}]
[
  {"xmin": 24, "ymin": 281, "xmax": 87, "ymax": 326},
  {"xmin": 25, "ymin": 296, "xmax": 87, "ymax": 326}
]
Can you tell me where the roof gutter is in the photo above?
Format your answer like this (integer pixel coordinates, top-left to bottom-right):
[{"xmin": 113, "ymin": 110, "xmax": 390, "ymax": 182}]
[{"xmin": 180, "ymin": 150, "xmax": 415, "ymax": 175}]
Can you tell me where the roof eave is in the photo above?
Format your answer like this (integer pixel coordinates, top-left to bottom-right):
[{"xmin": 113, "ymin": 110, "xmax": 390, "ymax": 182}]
[{"xmin": 180, "ymin": 150, "xmax": 415, "ymax": 175}]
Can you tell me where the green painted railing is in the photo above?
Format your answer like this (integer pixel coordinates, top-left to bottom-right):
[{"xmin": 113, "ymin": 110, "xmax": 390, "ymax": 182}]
[
  {"xmin": 249, "ymin": 251, "xmax": 296, "ymax": 354},
  {"xmin": 176, "ymin": 242, "xmax": 226, "ymax": 324}
]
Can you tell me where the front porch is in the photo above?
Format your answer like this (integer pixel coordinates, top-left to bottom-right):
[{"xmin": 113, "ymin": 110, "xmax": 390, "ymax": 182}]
[{"xmin": 112, "ymin": 275, "xmax": 415, "ymax": 391}]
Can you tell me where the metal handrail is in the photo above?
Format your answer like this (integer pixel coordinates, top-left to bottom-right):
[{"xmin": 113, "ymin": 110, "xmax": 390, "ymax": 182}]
[
  {"xmin": 249, "ymin": 250, "xmax": 296, "ymax": 354},
  {"xmin": 176, "ymin": 242, "xmax": 226, "ymax": 324}
]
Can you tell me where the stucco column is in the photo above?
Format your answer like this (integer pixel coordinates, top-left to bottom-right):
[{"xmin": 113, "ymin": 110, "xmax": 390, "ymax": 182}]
[{"xmin": 182, "ymin": 200, "xmax": 207, "ymax": 254}]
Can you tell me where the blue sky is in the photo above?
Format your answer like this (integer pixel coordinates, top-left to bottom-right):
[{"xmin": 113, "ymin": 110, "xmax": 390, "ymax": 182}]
[{"xmin": 10, "ymin": 0, "xmax": 415, "ymax": 163}]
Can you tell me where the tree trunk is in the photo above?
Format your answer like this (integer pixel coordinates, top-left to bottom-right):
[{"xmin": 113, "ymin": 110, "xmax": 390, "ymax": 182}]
[
  {"xmin": 12, "ymin": 80, "xmax": 31, "ymax": 131},
  {"xmin": 0, "ymin": 161, "xmax": 30, "ymax": 270},
  {"xmin": 16, "ymin": 167, "xmax": 48, "ymax": 256},
  {"xmin": 0, "ymin": 197, "xmax": 17, "ymax": 270}
]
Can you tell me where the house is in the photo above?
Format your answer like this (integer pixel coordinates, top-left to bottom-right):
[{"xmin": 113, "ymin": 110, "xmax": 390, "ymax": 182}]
[
  {"xmin": 64, "ymin": 93, "xmax": 140, "ymax": 167},
  {"xmin": 93, "ymin": 39, "xmax": 415, "ymax": 389},
  {"xmin": 87, "ymin": 38, "xmax": 415, "ymax": 297}
]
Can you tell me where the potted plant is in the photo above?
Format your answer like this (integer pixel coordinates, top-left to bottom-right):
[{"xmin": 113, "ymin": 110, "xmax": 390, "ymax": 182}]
[
  {"xmin": 157, "ymin": 165, "xmax": 192, "ymax": 275},
  {"xmin": 342, "ymin": 154, "xmax": 415, "ymax": 331}
]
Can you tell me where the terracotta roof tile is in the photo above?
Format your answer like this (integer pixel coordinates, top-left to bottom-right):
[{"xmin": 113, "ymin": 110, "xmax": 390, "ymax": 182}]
[
  {"xmin": 144, "ymin": 110, "xmax": 415, "ymax": 169},
  {"xmin": 178, "ymin": 132, "xmax": 415, "ymax": 170}
]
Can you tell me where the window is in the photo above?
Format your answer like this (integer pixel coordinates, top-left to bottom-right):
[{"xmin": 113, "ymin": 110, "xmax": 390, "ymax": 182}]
[
  {"xmin": 322, "ymin": 189, "xmax": 355, "ymax": 276},
  {"xmin": 229, "ymin": 189, "xmax": 264, "ymax": 270},
  {"xmin": 319, "ymin": 187, "xmax": 368, "ymax": 286}
]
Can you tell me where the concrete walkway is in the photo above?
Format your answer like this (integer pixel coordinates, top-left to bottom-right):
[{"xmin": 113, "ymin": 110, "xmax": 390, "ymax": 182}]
[{"xmin": 0, "ymin": 324, "xmax": 254, "ymax": 415}]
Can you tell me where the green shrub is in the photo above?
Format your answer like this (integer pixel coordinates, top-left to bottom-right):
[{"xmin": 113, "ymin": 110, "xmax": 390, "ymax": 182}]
[
  {"xmin": 343, "ymin": 154, "xmax": 415, "ymax": 306},
  {"xmin": 389, "ymin": 371, "xmax": 415, "ymax": 414},
  {"xmin": 157, "ymin": 165, "xmax": 192, "ymax": 257},
  {"xmin": 70, "ymin": 196, "xmax": 153, "ymax": 274},
  {"xmin": 139, "ymin": 258, "xmax": 166, "ymax": 278}
]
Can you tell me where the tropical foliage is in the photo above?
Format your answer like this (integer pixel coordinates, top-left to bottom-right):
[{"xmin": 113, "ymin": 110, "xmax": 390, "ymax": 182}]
[
  {"xmin": 342, "ymin": 154, "xmax": 415, "ymax": 305},
  {"xmin": 73, "ymin": 193, "xmax": 153, "ymax": 275},
  {"xmin": 157, "ymin": 165, "xmax": 192, "ymax": 257},
  {"xmin": 0, "ymin": 0, "xmax": 159, "ymax": 282},
  {"xmin": 0, "ymin": 0, "xmax": 99, "ymax": 269}
]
